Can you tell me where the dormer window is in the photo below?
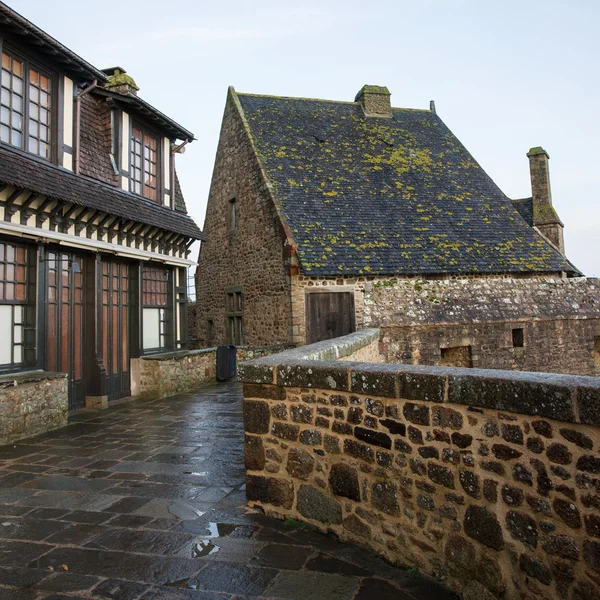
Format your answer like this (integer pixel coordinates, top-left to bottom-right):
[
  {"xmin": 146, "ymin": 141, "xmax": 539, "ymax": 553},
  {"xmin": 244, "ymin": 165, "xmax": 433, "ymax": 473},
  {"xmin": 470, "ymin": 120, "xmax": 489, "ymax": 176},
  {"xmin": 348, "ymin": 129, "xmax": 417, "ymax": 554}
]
[
  {"xmin": 130, "ymin": 125, "xmax": 158, "ymax": 201},
  {"xmin": 1, "ymin": 50, "xmax": 52, "ymax": 159}
]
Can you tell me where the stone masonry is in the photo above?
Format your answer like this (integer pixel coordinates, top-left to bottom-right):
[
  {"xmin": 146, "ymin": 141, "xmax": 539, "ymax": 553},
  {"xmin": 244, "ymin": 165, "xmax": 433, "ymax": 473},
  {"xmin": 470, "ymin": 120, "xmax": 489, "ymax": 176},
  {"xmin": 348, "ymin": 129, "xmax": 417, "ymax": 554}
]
[
  {"xmin": 0, "ymin": 372, "xmax": 68, "ymax": 445},
  {"xmin": 367, "ymin": 277, "xmax": 600, "ymax": 377},
  {"xmin": 194, "ymin": 89, "xmax": 293, "ymax": 347},
  {"xmin": 239, "ymin": 333, "xmax": 600, "ymax": 600}
]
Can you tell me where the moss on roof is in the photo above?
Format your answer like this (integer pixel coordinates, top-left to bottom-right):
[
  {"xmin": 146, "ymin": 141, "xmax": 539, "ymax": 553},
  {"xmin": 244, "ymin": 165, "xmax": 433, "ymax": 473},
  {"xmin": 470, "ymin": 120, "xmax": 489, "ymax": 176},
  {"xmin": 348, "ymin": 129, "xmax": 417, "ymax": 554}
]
[{"xmin": 237, "ymin": 92, "xmax": 577, "ymax": 276}]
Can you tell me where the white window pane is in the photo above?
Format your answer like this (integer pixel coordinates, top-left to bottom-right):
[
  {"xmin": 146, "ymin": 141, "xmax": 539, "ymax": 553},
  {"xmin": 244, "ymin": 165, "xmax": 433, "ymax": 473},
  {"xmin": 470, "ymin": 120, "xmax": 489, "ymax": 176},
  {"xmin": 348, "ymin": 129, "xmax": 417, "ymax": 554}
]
[
  {"xmin": 13, "ymin": 325, "xmax": 22, "ymax": 343},
  {"xmin": 143, "ymin": 308, "xmax": 161, "ymax": 349},
  {"xmin": 13, "ymin": 345, "xmax": 22, "ymax": 363},
  {"xmin": 0, "ymin": 306, "xmax": 12, "ymax": 363}
]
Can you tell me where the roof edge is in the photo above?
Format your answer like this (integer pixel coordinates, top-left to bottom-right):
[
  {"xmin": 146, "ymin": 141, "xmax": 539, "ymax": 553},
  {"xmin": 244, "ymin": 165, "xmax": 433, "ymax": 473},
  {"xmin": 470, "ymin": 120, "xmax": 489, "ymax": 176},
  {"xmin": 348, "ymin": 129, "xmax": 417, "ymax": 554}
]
[
  {"xmin": 235, "ymin": 91, "xmax": 432, "ymax": 113},
  {"xmin": 0, "ymin": 2, "xmax": 106, "ymax": 82},
  {"xmin": 229, "ymin": 86, "xmax": 298, "ymax": 251}
]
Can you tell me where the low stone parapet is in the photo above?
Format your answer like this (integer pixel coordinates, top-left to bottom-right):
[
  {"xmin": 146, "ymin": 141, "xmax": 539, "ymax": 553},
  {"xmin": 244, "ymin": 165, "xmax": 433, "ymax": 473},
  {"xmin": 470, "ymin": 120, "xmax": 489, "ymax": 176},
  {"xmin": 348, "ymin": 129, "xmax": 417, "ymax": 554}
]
[
  {"xmin": 238, "ymin": 332, "xmax": 600, "ymax": 600},
  {"xmin": 0, "ymin": 371, "xmax": 68, "ymax": 445}
]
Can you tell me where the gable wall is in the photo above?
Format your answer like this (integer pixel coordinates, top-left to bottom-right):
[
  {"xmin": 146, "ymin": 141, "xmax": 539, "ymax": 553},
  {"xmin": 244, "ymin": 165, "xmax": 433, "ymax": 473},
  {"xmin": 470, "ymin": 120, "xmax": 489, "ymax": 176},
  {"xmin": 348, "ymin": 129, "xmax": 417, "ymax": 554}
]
[{"xmin": 194, "ymin": 93, "xmax": 292, "ymax": 346}]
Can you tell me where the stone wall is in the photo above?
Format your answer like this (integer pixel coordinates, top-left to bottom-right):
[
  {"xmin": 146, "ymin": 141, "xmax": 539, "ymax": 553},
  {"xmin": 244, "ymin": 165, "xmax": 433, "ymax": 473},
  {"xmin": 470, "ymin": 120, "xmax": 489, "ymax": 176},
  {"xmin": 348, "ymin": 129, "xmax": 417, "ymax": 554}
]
[
  {"xmin": 194, "ymin": 89, "xmax": 293, "ymax": 347},
  {"xmin": 368, "ymin": 277, "xmax": 600, "ymax": 377},
  {"xmin": 0, "ymin": 371, "xmax": 68, "ymax": 445},
  {"xmin": 132, "ymin": 349, "xmax": 217, "ymax": 398},
  {"xmin": 239, "ymin": 337, "xmax": 600, "ymax": 600}
]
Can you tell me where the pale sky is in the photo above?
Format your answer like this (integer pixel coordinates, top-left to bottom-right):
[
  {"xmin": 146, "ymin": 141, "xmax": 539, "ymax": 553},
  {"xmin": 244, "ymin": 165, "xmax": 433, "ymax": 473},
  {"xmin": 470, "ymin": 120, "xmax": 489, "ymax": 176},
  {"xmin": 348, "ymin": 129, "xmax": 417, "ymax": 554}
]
[{"xmin": 10, "ymin": 0, "xmax": 600, "ymax": 277}]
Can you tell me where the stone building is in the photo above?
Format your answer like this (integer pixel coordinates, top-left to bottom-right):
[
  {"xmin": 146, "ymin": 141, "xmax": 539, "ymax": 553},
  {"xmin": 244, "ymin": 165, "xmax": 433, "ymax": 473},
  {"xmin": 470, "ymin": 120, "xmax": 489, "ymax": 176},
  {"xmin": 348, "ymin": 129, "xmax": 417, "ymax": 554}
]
[
  {"xmin": 195, "ymin": 84, "xmax": 599, "ymax": 375},
  {"xmin": 0, "ymin": 1, "xmax": 203, "ymax": 423}
]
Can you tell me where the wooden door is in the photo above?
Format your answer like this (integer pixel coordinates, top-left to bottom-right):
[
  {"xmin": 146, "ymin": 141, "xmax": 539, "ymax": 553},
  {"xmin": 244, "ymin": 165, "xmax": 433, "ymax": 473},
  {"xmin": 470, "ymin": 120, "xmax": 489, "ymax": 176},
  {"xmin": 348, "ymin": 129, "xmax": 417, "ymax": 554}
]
[
  {"xmin": 101, "ymin": 260, "xmax": 130, "ymax": 401},
  {"xmin": 45, "ymin": 251, "xmax": 85, "ymax": 410},
  {"xmin": 305, "ymin": 292, "xmax": 356, "ymax": 344}
]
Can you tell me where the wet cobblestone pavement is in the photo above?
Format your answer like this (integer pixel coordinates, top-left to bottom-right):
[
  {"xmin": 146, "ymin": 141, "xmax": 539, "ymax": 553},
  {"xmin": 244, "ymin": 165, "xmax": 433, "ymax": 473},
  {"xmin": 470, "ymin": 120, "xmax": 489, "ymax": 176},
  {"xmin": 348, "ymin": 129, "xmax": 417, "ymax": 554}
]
[{"xmin": 0, "ymin": 382, "xmax": 459, "ymax": 600}]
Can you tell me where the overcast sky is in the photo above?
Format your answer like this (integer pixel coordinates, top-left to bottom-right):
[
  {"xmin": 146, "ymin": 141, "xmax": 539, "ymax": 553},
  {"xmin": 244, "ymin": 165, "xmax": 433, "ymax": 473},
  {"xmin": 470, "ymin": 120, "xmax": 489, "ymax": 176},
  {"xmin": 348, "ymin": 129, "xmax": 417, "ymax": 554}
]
[{"xmin": 11, "ymin": 0, "xmax": 600, "ymax": 277}]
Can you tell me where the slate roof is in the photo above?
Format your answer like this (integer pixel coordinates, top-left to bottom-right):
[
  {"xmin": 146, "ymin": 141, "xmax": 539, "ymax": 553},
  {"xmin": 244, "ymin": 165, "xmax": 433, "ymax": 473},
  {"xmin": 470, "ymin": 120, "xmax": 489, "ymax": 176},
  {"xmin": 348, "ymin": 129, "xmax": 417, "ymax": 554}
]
[
  {"xmin": 237, "ymin": 92, "xmax": 578, "ymax": 276},
  {"xmin": 93, "ymin": 89, "xmax": 195, "ymax": 143},
  {"xmin": 173, "ymin": 171, "xmax": 187, "ymax": 213},
  {"xmin": 0, "ymin": 146, "xmax": 204, "ymax": 240},
  {"xmin": 511, "ymin": 198, "xmax": 534, "ymax": 226}
]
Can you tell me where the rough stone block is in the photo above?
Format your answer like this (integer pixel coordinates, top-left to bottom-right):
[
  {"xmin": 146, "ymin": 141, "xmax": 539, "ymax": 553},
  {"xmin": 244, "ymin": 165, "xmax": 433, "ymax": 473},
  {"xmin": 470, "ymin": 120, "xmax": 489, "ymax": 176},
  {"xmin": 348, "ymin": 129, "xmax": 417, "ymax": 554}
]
[
  {"xmin": 246, "ymin": 475, "xmax": 294, "ymax": 509},
  {"xmin": 297, "ymin": 485, "xmax": 342, "ymax": 524},
  {"xmin": 371, "ymin": 482, "xmax": 400, "ymax": 516},
  {"xmin": 276, "ymin": 361, "xmax": 349, "ymax": 391},
  {"xmin": 244, "ymin": 400, "xmax": 271, "ymax": 434},
  {"xmin": 244, "ymin": 435, "xmax": 265, "ymax": 471},
  {"xmin": 464, "ymin": 505, "xmax": 504, "ymax": 550},
  {"xmin": 286, "ymin": 448, "xmax": 315, "ymax": 479},
  {"xmin": 329, "ymin": 463, "xmax": 360, "ymax": 502},
  {"xmin": 448, "ymin": 371, "xmax": 575, "ymax": 422}
]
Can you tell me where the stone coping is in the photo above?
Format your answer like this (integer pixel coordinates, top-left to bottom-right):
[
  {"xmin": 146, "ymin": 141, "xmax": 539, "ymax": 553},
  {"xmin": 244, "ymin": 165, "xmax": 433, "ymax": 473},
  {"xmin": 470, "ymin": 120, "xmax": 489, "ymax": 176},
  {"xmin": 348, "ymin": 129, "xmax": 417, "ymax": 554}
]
[
  {"xmin": 141, "ymin": 348, "xmax": 217, "ymax": 361},
  {"xmin": 0, "ymin": 370, "xmax": 68, "ymax": 389},
  {"xmin": 238, "ymin": 332, "xmax": 600, "ymax": 426},
  {"xmin": 240, "ymin": 329, "xmax": 380, "ymax": 367}
]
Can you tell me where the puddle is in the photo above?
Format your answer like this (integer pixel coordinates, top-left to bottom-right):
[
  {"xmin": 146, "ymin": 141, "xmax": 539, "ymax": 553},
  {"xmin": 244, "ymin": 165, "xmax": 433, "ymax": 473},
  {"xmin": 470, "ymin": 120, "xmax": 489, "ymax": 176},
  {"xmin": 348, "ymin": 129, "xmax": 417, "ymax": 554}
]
[
  {"xmin": 191, "ymin": 540, "xmax": 219, "ymax": 557},
  {"xmin": 181, "ymin": 471, "xmax": 207, "ymax": 476}
]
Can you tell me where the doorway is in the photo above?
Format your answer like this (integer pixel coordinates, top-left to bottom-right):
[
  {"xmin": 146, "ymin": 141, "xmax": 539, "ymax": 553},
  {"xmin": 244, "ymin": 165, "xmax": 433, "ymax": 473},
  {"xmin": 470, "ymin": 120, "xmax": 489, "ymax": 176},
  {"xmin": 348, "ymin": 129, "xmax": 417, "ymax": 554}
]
[
  {"xmin": 305, "ymin": 291, "xmax": 356, "ymax": 344},
  {"xmin": 44, "ymin": 251, "xmax": 85, "ymax": 410},
  {"xmin": 100, "ymin": 259, "xmax": 130, "ymax": 401}
]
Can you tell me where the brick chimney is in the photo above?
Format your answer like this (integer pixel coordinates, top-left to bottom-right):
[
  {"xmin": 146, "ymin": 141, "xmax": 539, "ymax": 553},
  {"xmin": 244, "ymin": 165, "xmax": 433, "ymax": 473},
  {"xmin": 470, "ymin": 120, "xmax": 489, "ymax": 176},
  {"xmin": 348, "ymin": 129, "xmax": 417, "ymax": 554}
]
[
  {"xmin": 355, "ymin": 85, "xmax": 392, "ymax": 117},
  {"xmin": 527, "ymin": 146, "xmax": 565, "ymax": 254},
  {"xmin": 102, "ymin": 67, "xmax": 139, "ymax": 96}
]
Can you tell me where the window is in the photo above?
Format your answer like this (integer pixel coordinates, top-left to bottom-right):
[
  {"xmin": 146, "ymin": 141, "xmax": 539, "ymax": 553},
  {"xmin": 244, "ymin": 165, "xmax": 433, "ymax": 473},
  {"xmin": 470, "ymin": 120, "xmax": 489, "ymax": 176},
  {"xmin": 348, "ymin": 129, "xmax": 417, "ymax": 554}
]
[
  {"xmin": 142, "ymin": 265, "xmax": 169, "ymax": 307},
  {"xmin": 226, "ymin": 288, "xmax": 243, "ymax": 345},
  {"xmin": 512, "ymin": 328, "xmax": 524, "ymax": 348},
  {"xmin": 594, "ymin": 337, "xmax": 600, "ymax": 371},
  {"xmin": 0, "ymin": 242, "xmax": 28, "ymax": 366},
  {"xmin": 130, "ymin": 126, "xmax": 158, "ymax": 201},
  {"xmin": 440, "ymin": 346, "xmax": 473, "ymax": 368},
  {"xmin": 142, "ymin": 264, "xmax": 170, "ymax": 350},
  {"xmin": 1, "ymin": 50, "xmax": 52, "ymax": 159},
  {"xmin": 227, "ymin": 197, "xmax": 237, "ymax": 231},
  {"xmin": 207, "ymin": 319, "xmax": 214, "ymax": 345}
]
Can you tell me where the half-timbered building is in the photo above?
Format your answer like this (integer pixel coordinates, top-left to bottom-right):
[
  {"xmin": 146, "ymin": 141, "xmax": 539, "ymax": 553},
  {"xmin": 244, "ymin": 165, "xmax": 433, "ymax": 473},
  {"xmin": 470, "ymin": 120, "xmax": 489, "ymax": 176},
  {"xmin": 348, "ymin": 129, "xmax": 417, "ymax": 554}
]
[{"xmin": 0, "ymin": 2, "xmax": 203, "ymax": 410}]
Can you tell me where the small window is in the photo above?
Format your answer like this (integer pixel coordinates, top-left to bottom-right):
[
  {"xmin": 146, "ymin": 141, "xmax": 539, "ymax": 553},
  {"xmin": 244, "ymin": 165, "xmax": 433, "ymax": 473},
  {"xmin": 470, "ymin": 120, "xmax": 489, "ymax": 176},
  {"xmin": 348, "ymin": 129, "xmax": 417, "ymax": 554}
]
[
  {"xmin": 1, "ymin": 50, "xmax": 52, "ymax": 159},
  {"xmin": 512, "ymin": 328, "xmax": 524, "ymax": 348},
  {"xmin": 594, "ymin": 337, "xmax": 600, "ymax": 370},
  {"xmin": 227, "ymin": 197, "xmax": 237, "ymax": 231},
  {"xmin": 131, "ymin": 126, "xmax": 158, "ymax": 201},
  {"xmin": 207, "ymin": 319, "xmax": 214, "ymax": 345},
  {"xmin": 226, "ymin": 289, "xmax": 243, "ymax": 345},
  {"xmin": 440, "ymin": 346, "xmax": 473, "ymax": 368}
]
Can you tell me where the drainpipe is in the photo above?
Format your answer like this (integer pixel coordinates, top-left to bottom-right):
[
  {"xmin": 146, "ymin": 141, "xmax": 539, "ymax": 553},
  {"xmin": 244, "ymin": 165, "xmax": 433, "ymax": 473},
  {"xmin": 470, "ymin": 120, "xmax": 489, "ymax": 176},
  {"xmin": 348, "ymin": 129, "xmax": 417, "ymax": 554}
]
[
  {"xmin": 73, "ymin": 80, "xmax": 98, "ymax": 175},
  {"xmin": 170, "ymin": 140, "xmax": 189, "ymax": 210}
]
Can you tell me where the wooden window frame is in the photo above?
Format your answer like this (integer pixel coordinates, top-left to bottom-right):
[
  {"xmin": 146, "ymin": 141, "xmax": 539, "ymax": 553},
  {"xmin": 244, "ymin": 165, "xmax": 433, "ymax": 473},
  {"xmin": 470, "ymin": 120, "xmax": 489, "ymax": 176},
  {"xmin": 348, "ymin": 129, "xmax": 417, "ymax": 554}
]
[
  {"xmin": 0, "ymin": 239, "xmax": 35, "ymax": 371},
  {"xmin": 225, "ymin": 286, "xmax": 243, "ymax": 346},
  {"xmin": 141, "ymin": 263, "xmax": 173, "ymax": 352},
  {"xmin": 0, "ymin": 43, "xmax": 56, "ymax": 161},
  {"xmin": 130, "ymin": 121, "xmax": 161, "ymax": 202}
]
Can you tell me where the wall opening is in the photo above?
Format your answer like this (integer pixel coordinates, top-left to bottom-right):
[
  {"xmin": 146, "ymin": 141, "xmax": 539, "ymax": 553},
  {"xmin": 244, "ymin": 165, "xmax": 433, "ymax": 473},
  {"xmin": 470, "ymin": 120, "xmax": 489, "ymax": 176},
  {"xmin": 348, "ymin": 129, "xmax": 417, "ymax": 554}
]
[
  {"xmin": 512, "ymin": 328, "xmax": 524, "ymax": 348},
  {"xmin": 440, "ymin": 346, "xmax": 472, "ymax": 368},
  {"xmin": 594, "ymin": 336, "xmax": 600, "ymax": 370}
]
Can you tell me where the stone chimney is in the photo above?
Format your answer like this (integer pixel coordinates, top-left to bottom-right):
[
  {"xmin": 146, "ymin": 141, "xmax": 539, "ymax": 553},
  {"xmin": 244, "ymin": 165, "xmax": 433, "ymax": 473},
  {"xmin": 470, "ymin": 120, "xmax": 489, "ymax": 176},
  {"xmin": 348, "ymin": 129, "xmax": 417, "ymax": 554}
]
[
  {"xmin": 527, "ymin": 146, "xmax": 565, "ymax": 254},
  {"xmin": 102, "ymin": 67, "xmax": 139, "ymax": 96},
  {"xmin": 355, "ymin": 85, "xmax": 392, "ymax": 117}
]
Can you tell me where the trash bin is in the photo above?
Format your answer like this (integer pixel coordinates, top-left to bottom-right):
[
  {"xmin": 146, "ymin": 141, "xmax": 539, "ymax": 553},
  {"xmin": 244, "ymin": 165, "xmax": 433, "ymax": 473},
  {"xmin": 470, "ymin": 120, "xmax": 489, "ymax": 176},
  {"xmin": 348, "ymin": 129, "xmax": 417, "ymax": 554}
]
[{"xmin": 216, "ymin": 345, "xmax": 236, "ymax": 381}]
